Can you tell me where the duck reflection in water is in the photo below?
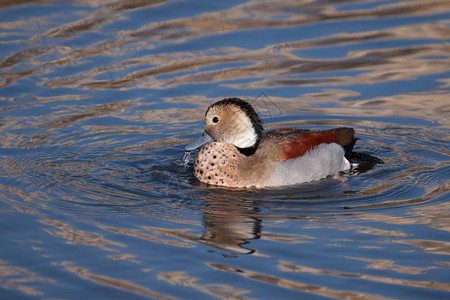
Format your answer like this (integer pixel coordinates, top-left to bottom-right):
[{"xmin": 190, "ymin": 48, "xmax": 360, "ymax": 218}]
[{"xmin": 198, "ymin": 195, "xmax": 261, "ymax": 255}]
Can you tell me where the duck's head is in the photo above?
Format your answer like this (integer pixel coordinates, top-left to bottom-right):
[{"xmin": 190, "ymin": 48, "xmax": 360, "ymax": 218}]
[{"xmin": 185, "ymin": 98, "xmax": 263, "ymax": 155}]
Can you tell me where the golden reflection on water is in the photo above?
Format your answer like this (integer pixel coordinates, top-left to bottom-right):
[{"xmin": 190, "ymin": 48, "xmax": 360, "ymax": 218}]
[
  {"xmin": 388, "ymin": 239, "xmax": 450, "ymax": 256},
  {"xmin": 157, "ymin": 271, "xmax": 252, "ymax": 299},
  {"xmin": 1, "ymin": 178, "xmax": 448, "ymax": 297},
  {"xmin": 353, "ymin": 202, "xmax": 450, "ymax": 230},
  {"xmin": 411, "ymin": 202, "xmax": 450, "ymax": 233},
  {"xmin": 0, "ymin": 260, "xmax": 54, "ymax": 296},
  {"xmin": 42, "ymin": 219, "xmax": 126, "ymax": 252},
  {"xmin": 56, "ymin": 261, "xmax": 177, "ymax": 300},
  {"xmin": 127, "ymin": 0, "xmax": 450, "ymax": 42},
  {"xmin": 46, "ymin": 100, "xmax": 131, "ymax": 128},
  {"xmin": 345, "ymin": 257, "xmax": 435, "ymax": 275},
  {"xmin": 277, "ymin": 260, "xmax": 450, "ymax": 292},
  {"xmin": 0, "ymin": 0, "xmax": 448, "ymax": 125},
  {"xmin": 101, "ymin": 225, "xmax": 196, "ymax": 248},
  {"xmin": 343, "ymin": 225, "xmax": 409, "ymax": 237},
  {"xmin": 209, "ymin": 262, "xmax": 391, "ymax": 300}
]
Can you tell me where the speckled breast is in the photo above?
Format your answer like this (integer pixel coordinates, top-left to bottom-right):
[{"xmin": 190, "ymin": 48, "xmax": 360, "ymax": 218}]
[{"xmin": 193, "ymin": 142, "xmax": 245, "ymax": 187}]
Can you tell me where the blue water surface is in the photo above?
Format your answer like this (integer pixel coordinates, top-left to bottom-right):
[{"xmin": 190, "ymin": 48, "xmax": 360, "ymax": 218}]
[{"xmin": 0, "ymin": 0, "xmax": 449, "ymax": 299}]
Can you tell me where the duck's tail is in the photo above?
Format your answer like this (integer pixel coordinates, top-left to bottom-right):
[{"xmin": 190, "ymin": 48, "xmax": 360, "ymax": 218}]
[{"xmin": 343, "ymin": 136, "xmax": 384, "ymax": 172}]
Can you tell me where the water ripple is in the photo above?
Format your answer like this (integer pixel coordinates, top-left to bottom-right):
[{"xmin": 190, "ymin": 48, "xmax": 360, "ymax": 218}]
[{"xmin": 0, "ymin": 0, "xmax": 449, "ymax": 299}]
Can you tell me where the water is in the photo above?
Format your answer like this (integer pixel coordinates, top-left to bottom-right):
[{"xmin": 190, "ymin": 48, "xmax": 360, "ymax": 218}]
[{"xmin": 0, "ymin": 0, "xmax": 449, "ymax": 298}]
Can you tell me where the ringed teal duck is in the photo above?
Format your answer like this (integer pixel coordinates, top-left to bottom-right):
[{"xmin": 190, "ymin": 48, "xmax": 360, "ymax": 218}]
[{"xmin": 185, "ymin": 98, "xmax": 376, "ymax": 188}]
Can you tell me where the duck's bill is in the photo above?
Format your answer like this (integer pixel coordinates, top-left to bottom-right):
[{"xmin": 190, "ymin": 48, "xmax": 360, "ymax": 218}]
[{"xmin": 185, "ymin": 131, "xmax": 213, "ymax": 151}]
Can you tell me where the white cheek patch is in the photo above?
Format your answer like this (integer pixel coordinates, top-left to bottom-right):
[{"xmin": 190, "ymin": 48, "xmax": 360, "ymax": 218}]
[
  {"xmin": 232, "ymin": 130, "xmax": 257, "ymax": 148},
  {"xmin": 230, "ymin": 113, "xmax": 257, "ymax": 148}
]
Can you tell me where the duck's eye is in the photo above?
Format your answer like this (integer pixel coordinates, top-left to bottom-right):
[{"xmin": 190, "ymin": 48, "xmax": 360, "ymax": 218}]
[{"xmin": 212, "ymin": 116, "xmax": 219, "ymax": 123}]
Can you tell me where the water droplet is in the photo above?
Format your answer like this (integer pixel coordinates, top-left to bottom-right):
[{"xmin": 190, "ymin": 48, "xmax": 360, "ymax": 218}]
[{"xmin": 181, "ymin": 151, "xmax": 191, "ymax": 167}]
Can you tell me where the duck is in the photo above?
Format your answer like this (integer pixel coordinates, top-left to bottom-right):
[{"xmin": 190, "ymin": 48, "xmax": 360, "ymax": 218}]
[{"xmin": 185, "ymin": 97, "xmax": 380, "ymax": 188}]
